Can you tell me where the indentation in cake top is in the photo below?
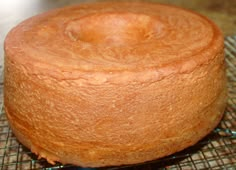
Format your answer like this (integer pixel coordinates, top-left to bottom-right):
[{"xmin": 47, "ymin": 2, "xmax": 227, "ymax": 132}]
[{"xmin": 65, "ymin": 13, "xmax": 165, "ymax": 46}]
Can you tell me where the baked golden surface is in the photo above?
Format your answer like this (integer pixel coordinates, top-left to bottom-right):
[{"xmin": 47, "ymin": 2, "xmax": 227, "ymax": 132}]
[{"xmin": 4, "ymin": 2, "xmax": 226, "ymax": 167}]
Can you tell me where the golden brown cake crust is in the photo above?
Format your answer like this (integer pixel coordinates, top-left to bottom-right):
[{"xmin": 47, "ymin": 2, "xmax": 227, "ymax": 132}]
[{"xmin": 4, "ymin": 2, "xmax": 226, "ymax": 167}]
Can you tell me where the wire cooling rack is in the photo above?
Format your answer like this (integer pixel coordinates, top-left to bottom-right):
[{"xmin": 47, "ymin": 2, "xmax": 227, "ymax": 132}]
[{"xmin": 0, "ymin": 36, "xmax": 236, "ymax": 170}]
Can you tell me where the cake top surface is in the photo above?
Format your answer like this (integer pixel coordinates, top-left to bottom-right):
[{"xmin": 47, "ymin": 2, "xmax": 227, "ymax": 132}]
[{"xmin": 5, "ymin": 2, "xmax": 223, "ymax": 73}]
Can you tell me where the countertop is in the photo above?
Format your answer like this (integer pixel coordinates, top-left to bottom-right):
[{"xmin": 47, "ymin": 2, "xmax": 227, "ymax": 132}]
[{"xmin": 0, "ymin": 0, "xmax": 236, "ymax": 66}]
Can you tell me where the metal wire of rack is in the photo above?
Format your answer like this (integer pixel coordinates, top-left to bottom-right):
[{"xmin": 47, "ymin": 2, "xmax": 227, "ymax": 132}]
[{"xmin": 0, "ymin": 36, "xmax": 236, "ymax": 170}]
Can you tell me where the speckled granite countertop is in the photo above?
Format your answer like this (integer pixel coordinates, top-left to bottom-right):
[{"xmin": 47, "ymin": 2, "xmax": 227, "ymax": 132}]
[{"xmin": 0, "ymin": 0, "xmax": 236, "ymax": 64}]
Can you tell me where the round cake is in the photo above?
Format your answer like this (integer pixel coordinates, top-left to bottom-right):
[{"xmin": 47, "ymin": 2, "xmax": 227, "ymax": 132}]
[{"xmin": 4, "ymin": 2, "xmax": 226, "ymax": 168}]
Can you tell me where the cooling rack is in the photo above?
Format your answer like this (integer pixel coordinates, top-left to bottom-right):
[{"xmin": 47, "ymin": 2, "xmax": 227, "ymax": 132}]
[{"xmin": 0, "ymin": 36, "xmax": 236, "ymax": 170}]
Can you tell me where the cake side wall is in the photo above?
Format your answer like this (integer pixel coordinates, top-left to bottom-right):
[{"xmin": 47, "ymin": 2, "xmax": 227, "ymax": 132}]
[{"xmin": 3, "ymin": 49, "xmax": 226, "ymax": 167}]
